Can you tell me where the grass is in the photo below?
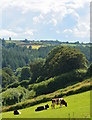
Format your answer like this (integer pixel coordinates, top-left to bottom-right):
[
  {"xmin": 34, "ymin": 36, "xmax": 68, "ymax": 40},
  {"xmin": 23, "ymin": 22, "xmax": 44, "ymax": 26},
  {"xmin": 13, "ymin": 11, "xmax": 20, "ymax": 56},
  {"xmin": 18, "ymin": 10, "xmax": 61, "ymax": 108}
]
[
  {"xmin": 2, "ymin": 91, "xmax": 90, "ymax": 118},
  {"xmin": 1, "ymin": 78, "xmax": 91, "ymax": 113}
]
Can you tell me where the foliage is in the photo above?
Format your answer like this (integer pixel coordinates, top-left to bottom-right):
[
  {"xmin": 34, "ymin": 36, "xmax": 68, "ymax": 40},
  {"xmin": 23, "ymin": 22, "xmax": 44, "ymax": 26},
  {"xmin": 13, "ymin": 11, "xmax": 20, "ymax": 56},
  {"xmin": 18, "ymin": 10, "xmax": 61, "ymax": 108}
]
[
  {"xmin": 27, "ymin": 90, "xmax": 36, "ymax": 99},
  {"xmin": 15, "ymin": 67, "xmax": 22, "ymax": 77},
  {"xmin": 2, "ymin": 80, "xmax": 91, "ymax": 112},
  {"xmin": 42, "ymin": 46, "xmax": 88, "ymax": 79},
  {"xmin": 30, "ymin": 60, "xmax": 44, "ymax": 83},
  {"xmin": 28, "ymin": 69, "xmax": 87, "ymax": 96},
  {"xmin": 20, "ymin": 67, "xmax": 31, "ymax": 81},
  {"xmin": 74, "ymin": 45, "xmax": 91, "ymax": 62},
  {"xmin": 5, "ymin": 81, "xmax": 19, "ymax": 89},
  {"xmin": 1, "ymin": 86, "xmax": 29, "ymax": 106},
  {"xmin": 3, "ymin": 67, "xmax": 13, "ymax": 76},
  {"xmin": 1, "ymin": 42, "xmax": 91, "ymax": 109},
  {"xmin": 3, "ymin": 41, "xmax": 91, "ymax": 71},
  {"xmin": 87, "ymin": 63, "xmax": 92, "ymax": 77},
  {"xmin": 2, "ymin": 70, "xmax": 17, "ymax": 88},
  {"xmin": 2, "ymin": 80, "xmax": 31, "ymax": 92},
  {"xmin": 19, "ymin": 80, "xmax": 30, "ymax": 88},
  {"xmin": 2, "ymin": 42, "xmax": 54, "ymax": 70}
]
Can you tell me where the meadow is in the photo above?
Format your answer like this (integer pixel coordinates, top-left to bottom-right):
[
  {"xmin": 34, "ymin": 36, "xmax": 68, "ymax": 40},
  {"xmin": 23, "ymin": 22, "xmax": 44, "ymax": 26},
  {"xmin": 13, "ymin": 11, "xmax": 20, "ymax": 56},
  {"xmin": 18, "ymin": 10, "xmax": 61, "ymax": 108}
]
[{"xmin": 2, "ymin": 91, "xmax": 90, "ymax": 119}]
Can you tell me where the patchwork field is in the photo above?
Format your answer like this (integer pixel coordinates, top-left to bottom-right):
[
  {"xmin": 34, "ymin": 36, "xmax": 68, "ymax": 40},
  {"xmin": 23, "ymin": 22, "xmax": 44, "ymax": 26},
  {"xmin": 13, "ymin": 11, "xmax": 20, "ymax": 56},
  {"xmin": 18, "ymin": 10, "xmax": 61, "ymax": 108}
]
[{"xmin": 2, "ymin": 91, "xmax": 90, "ymax": 119}]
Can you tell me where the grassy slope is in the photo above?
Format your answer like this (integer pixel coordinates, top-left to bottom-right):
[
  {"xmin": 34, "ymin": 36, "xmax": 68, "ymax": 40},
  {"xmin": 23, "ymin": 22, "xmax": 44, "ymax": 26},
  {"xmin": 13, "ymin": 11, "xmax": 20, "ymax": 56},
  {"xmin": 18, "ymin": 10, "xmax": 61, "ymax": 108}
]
[
  {"xmin": 2, "ymin": 91, "xmax": 90, "ymax": 118},
  {"xmin": 2, "ymin": 78, "xmax": 91, "ymax": 113}
]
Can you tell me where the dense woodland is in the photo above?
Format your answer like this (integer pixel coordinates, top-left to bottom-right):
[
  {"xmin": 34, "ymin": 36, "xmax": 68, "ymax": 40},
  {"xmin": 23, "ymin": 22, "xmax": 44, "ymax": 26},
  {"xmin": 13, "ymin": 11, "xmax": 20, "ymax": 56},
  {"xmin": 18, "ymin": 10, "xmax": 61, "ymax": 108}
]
[
  {"xmin": 0, "ymin": 40, "xmax": 92, "ymax": 108},
  {"xmin": 2, "ymin": 40, "xmax": 54, "ymax": 70},
  {"xmin": 2, "ymin": 40, "xmax": 92, "ymax": 70}
]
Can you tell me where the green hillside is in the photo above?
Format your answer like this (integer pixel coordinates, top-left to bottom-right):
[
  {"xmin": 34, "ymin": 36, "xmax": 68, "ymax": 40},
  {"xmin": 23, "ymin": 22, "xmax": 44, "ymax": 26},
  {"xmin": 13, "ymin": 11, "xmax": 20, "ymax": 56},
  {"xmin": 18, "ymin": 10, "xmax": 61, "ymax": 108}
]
[
  {"xmin": 2, "ymin": 78, "xmax": 91, "ymax": 112},
  {"xmin": 1, "ymin": 43, "xmax": 92, "ymax": 119},
  {"xmin": 2, "ymin": 91, "xmax": 90, "ymax": 118}
]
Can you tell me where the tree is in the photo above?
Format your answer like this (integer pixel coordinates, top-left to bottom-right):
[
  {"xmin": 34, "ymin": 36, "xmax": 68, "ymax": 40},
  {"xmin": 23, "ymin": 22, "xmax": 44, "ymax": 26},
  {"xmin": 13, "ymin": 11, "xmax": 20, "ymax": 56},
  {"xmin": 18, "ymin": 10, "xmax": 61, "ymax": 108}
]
[
  {"xmin": 43, "ymin": 46, "xmax": 88, "ymax": 79},
  {"xmin": 9, "ymin": 37, "xmax": 11, "ymax": 41},
  {"xmin": 20, "ymin": 67, "xmax": 31, "ymax": 81},
  {"xmin": 3, "ymin": 67, "xmax": 13, "ymax": 76},
  {"xmin": 2, "ymin": 71, "xmax": 14, "ymax": 88},
  {"xmin": 30, "ymin": 60, "xmax": 44, "ymax": 83},
  {"xmin": 87, "ymin": 63, "xmax": 92, "ymax": 77},
  {"xmin": 29, "ymin": 45, "xmax": 32, "ymax": 50}
]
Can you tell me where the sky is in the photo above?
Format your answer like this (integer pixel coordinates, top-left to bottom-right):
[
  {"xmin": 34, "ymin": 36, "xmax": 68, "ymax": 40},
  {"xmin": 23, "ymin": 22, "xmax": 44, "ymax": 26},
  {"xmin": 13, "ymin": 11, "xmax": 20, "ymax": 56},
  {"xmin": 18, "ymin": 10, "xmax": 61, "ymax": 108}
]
[{"xmin": 0, "ymin": 0, "xmax": 91, "ymax": 42}]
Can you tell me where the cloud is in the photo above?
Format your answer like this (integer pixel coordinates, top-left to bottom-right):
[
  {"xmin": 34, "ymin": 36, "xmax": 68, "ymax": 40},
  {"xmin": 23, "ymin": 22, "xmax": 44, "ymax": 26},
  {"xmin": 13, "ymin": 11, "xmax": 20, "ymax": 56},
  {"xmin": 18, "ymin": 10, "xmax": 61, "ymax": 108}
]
[
  {"xmin": 73, "ymin": 23, "xmax": 90, "ymax": 38},
  {"xmin": 63, "ymin": 29, "xmax": 73, "ymax": 33},
  {"xmin": 63, "ymin": 21, "xmax": 90, "ymax": 38},
  {"xmin": 0, "ymin": 0, "xmax": 91, "ymax": 14},
  {"xmin": 0, "ymin": 29, "xmax": 17, "ymax": 38},
  {"xmin": 66, "ymin": 0, "xmax": 91, "ymax": 9},
  {"xmin": 49, "ymin": 18, "xmax": 57, "ymax": 26},
  {"xmin": 24, "ymin": 29, "xmax": 36, "ymax": 36},
  {"xmin": 25, "ymin": 31, "xmax": 34, "ymax": 36},
  {"xmin": 0, "ymin": 0, "xmax": 90, "ymax": 42},
  {"xmin": 33, "ymin": 14, "xmax": 44, "ymax": 24},
  {"xmin": 56, "ymin": 30, "xmax": 60, "ymax": 34}
]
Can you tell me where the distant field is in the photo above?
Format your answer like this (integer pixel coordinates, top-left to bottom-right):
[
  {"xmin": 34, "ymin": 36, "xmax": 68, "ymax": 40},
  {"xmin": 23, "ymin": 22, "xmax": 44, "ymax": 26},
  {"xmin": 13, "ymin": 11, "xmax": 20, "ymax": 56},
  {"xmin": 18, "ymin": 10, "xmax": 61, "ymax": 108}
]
[
  {"xmin": 31, "ymin": 45, "xmax": 41, "ymax": 49},
  {"xmin": 2, "ymin": 91, "xmax": 90, "ymax": 118},
  {"xmin": 61, "ymin": 43, "xmax": 90, "ymax": 47}
]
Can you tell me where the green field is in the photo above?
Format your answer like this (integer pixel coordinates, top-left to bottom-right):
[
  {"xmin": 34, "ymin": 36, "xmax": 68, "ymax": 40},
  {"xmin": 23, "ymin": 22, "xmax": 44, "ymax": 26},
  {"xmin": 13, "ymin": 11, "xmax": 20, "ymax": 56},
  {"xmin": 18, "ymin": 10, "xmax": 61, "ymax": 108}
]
[{"xmin": 2, "ymin": 91, "xmax": 90, "ymax": 118}]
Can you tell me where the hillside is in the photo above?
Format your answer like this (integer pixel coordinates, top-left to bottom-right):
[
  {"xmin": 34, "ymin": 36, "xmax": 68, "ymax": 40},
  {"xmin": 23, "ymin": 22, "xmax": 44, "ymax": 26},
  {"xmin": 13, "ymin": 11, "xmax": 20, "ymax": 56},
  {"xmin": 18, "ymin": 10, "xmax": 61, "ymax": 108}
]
[
  {"xmin": 1, "ymin": 43, "xmax": 92, "ymax": 117},
  {"xmin": 2, "ymin": 77, "xmax": 91, "ymax": 112},
  {"xmin": 2, "ymin": 91, "xmax": 90, "ymax": 118},
  {"xmin": 2, "ymin": 40, "xmax": 92, "ymax": 70}
]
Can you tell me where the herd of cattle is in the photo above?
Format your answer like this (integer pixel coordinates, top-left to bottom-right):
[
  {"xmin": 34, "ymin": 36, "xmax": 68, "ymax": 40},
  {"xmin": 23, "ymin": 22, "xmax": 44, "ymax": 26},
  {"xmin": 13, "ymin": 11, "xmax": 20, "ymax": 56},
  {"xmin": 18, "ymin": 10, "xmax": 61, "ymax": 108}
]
[{"xmin": 14, "ymin": 98, "xmax": 67, "ymax": 115}]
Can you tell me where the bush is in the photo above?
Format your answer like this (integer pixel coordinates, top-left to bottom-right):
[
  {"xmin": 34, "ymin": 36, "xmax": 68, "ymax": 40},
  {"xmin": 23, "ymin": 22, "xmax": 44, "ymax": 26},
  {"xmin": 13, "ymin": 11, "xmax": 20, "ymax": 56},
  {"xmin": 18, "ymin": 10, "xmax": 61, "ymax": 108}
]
[
  {"xmin": 20, "ymin": 80, "xmax": 29, "ymax": 88},
  {"xmin": 87, "ymin": 63, "xmax": 92, "ymax": 77},
  {"xmin": 27, "ymin": 90, "xmax": 36, "ymax": 99},
  {"xmin": 1, "ymin": 86, "xmax": 29, "ymax": 106},
  {"xmin": 6, "ymin": 81, "xmax": 19, "ymax": 88},
  {"xmin": 2, "ymin": 68, "xmax": 17, "ymax": 88},
  {"xmin": 28, "ymin": 69, "xmax": 86, "ymax": 96},
  {"xmin": 20, "ymin": 67, "xmax": 31, "ymax": 81}
]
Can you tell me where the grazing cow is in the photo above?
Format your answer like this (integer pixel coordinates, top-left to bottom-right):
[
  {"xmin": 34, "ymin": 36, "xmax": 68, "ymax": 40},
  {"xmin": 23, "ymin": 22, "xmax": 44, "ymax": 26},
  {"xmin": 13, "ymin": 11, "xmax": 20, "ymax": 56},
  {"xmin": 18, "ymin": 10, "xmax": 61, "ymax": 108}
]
[
  {"xmin": 14, "ymin": 110, "xmax": 21, "ymax": 115},
  {"xmin": 60, "ymin": 99, "xmax": 67, "ymax": 107},
  {"xmin": 35, "ymin": 104, "xmax": 49, "ymax": 112},
  {"xmin": 51, "ymin": 98, "xmax": 67, "ymax": 108}
]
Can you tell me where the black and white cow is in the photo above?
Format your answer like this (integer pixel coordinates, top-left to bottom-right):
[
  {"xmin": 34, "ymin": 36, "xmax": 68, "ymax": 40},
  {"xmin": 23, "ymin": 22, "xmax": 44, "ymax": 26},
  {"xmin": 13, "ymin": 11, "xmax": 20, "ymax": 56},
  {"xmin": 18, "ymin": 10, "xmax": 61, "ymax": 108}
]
[
  {"xmin": 51, "ymin": 98, "xmax": 67, "ymax": 109},
  {"xmin": 14, "ymin": 110, "xmax": 21, "ymax": 115},
  {"xmin": 35, "ymin": 104, "xmax": 49, "ymax": 112}
]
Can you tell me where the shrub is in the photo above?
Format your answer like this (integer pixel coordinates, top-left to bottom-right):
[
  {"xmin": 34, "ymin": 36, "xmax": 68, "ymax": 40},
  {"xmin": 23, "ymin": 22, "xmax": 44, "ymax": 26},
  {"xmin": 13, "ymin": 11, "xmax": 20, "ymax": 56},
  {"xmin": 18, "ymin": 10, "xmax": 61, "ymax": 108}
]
[
  {"xmin": 87, "ymin": 63, "xmax": 92, "ymax": 77},
  {"xmin": 6, "ymin": 81, "xmax": 19, "ymax": 88},
  {"xmin": 20, "ymin": 80, "xmax": 29, "ymax": 88},
  {"xmin": 1, "ymin": 86, "xmax": 29, "ymax": 106},
  {"xmin": 28, "ymin": 69, "xmax": 86, "ymax": 96}
]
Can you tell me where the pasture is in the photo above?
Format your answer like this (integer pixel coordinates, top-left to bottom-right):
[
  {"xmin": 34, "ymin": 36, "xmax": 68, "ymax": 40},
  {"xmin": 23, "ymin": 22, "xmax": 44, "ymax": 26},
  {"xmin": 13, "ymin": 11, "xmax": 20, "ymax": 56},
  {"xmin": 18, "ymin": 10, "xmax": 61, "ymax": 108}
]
[{"xmin": 2, "ymin": 91, "xmax": 90, "ymax": 118}]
